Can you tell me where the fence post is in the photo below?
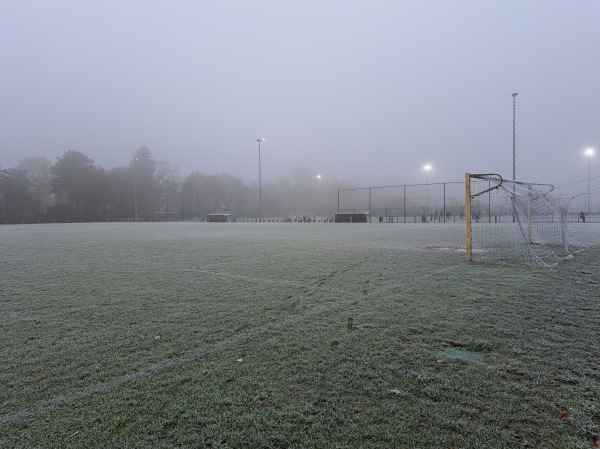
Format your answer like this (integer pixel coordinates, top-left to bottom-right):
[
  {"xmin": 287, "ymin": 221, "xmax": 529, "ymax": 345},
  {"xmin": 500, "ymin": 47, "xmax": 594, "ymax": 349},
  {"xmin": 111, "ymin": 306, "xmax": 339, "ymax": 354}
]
[
  {"xmin": 443, "ymin": 183, "xmax": 446, "ymax": 223},
  {"xmin": 403, "ymin": 185, "xmax": 406, "ymax": 223},
  {"xmin": 368, "ymin": 188, "xmax": 372, "ymax": 223}
]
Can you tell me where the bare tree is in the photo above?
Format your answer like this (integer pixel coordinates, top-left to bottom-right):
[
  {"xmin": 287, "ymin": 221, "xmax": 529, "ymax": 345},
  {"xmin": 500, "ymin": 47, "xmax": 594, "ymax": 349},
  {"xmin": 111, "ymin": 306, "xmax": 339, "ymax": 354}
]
[
  {"xmin": 18, "ymin": 156, "xmax": 53, "ymax": 213},
  {"xmin": 155, "ymin": 161, "xmax": 182, "ymax": 197},
  {"xmin": 0, "ymin": 168, "xmax": 34, "ymax": 217}
]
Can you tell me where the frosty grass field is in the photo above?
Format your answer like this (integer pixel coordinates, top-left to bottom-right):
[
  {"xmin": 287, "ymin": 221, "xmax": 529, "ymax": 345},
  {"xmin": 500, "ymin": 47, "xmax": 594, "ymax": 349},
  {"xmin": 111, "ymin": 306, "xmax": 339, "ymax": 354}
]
[{"xmin": 1, "ymin": 222, "xmax": 599, "ymax": 448}]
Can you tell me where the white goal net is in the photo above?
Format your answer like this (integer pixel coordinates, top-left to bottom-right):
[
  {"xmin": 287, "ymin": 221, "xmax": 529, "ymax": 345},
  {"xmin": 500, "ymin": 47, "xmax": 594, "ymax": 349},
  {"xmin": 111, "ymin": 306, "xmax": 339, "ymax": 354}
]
[{"xmin": 466, "ymin": 173, "xmax": 586, "ymax": 266}]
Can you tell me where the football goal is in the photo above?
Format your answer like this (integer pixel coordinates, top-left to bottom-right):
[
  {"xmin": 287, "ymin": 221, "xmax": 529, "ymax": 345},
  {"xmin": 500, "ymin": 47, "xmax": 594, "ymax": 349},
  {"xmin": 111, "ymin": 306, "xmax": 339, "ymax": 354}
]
[{"xmin": 465, "ymin": 173, "xmax": 585, "ymax": 266}]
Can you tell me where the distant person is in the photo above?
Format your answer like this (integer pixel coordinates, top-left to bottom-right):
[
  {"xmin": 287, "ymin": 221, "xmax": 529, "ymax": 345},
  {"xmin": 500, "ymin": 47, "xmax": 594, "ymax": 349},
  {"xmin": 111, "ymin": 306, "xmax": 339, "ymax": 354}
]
[{"xmin": 580, "ymin": 211, "xmax": 586, "ymax": 223}]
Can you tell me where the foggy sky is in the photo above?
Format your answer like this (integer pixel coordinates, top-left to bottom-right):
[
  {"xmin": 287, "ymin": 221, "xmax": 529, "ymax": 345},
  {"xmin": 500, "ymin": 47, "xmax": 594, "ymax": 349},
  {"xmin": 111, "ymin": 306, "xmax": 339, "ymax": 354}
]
[{"xmin": 1, "ymin": 1, "xmax": 599, "ymax": 194}]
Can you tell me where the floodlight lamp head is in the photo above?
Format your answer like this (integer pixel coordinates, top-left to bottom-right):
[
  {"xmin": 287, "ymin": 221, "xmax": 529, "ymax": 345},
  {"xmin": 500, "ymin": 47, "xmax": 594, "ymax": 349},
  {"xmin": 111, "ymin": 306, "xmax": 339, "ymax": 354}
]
[
  {"xmin": 257, "ymin": 138, "xmax": 265, "ymax": 143},
  {"xmin": 586, "ymin": 148, "xmax": 594, "ymax": 157},
  {"xmin": 512, "ymin": 92, "xmax": 518, "ymax": 97},
  {"xmin": 423, "ymin": 164, "xmax": 432, "ymax": 171}
]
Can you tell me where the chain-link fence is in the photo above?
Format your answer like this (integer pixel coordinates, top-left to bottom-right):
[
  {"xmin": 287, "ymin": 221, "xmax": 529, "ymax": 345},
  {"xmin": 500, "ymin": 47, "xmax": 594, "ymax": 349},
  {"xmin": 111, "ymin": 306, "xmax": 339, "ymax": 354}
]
[{"xmin": 337, "ymin": 182, "xmax": 465, "ymax": 223}]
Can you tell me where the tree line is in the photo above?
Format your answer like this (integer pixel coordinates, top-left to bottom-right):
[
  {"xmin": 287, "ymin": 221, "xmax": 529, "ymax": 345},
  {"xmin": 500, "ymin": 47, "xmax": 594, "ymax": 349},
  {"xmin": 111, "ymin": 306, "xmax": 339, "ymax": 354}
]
[{"xmin": 0, "ymin": 147, "xmax": 350, "ymax": 222}]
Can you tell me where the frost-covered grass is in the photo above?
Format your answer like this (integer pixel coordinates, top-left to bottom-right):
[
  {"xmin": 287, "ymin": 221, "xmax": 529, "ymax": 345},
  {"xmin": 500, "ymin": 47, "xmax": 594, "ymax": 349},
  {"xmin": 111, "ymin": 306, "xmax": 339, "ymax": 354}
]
[{"xmin": 1, "ymin": 222, "xmax": 599, "ymax": 448}]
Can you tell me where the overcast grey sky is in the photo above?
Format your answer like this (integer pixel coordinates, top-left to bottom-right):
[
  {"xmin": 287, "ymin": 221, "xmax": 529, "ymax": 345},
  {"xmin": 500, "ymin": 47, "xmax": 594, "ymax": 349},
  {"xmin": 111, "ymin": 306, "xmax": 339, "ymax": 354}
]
[{"xmin": 1, "ymin": 0, "xmax": 599, "ymax": 191}]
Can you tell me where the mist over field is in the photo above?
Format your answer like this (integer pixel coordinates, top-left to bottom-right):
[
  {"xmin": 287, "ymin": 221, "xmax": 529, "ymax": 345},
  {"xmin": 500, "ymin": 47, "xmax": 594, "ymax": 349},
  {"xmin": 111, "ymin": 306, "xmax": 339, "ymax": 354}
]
[{"xmin": 1, "ymin": 1, "xmax": 599, "ymax": 197}]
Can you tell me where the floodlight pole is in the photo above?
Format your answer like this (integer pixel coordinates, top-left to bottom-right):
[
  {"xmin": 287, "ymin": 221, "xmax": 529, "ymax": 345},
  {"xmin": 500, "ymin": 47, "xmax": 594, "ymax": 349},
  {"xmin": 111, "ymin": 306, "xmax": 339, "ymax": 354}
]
[
  {"xmin": 512, "ymin": 93, "xmax": 518, "ymax": 181},
  {"xmin": 133, "ymin": 156, "xmax": 138, "ymax": 221},
  {"xmin": 257, "ymin": 138, "xmax": 264, "ymax": 222},
  {"xmin": 426, "ymin": 172, "xmax": 429, "ymax": 212},
  {"xmin": 589, "ymin": 153, "xmax": 591, "ymax": 213},
  {"xmin": 512, "ymin": 92, "xmax": 518, "ymax": 223},
  {"xmin": 586, "ymin": 148, "xmax": 594, "ymax": 213}
]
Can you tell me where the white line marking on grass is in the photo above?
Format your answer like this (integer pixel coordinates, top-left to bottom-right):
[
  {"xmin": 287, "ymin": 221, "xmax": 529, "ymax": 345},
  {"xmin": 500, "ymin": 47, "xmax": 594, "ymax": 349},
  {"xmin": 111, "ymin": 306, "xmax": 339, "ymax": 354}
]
[{"xmin": 0, "ymin": 265, "xmax": 457, "ymax": 426}]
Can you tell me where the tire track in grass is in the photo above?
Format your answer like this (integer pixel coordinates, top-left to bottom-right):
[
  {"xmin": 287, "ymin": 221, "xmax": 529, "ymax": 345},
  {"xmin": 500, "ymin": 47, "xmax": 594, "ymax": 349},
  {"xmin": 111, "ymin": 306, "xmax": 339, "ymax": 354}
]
[
  {"xmin": 192, "ymin": 268, "xmax": 356, "ymax": 297},
  {"xmin": 192, "ymin": 255, "xmax": 371, "ymax": 299},
  {"xmin": 0, "ymin": 264, "xmax": 457, "ymax": 426},
  {"xmin": 369, "ymin": 266, "xmax": 458, "ymax": 297},
  {"xmin": 0, "ymin": 296, "xmax": 355, "ymax": 426}
]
